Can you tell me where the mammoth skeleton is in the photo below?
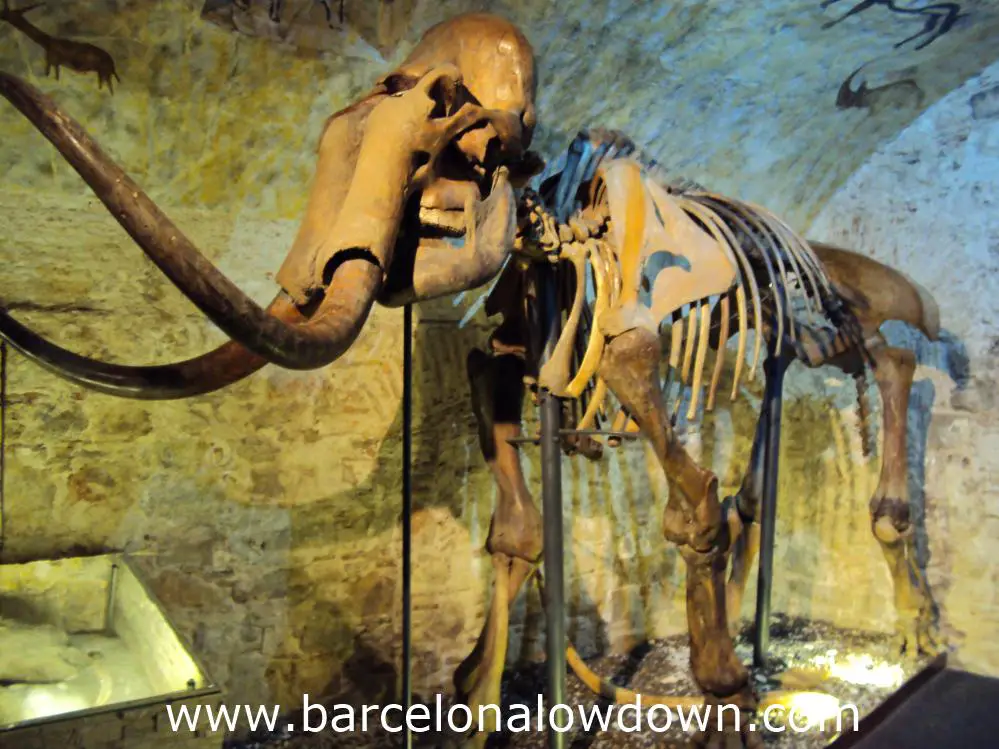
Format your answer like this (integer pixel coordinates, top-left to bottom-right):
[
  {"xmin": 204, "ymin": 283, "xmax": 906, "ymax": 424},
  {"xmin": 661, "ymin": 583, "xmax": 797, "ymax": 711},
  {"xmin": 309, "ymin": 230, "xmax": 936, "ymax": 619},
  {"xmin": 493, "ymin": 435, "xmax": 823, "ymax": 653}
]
[{"xmin": 0, "ymin": 12, "xmax": 941, "ymax": 748}]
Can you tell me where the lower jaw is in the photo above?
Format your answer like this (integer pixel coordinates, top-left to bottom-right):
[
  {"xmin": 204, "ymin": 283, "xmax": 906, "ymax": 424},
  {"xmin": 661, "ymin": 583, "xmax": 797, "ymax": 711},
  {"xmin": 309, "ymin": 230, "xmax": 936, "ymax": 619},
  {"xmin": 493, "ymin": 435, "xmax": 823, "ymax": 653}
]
[{"xmin": 416, "ymin": 206, "xmax": 468, "ymax": 238}]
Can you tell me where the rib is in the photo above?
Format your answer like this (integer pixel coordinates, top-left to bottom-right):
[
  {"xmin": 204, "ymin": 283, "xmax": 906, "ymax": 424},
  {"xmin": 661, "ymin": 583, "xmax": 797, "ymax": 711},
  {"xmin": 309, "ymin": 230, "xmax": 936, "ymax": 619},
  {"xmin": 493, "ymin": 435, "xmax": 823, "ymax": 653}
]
[
  {"xmin": 686, "ymin": 299, "xmax": 712, "ymax": 420},
  {"xmin": 701, "ymin": 195, "xmax": 786, "ymax": 357},
  {"xmin": 706, "ymin": 294, "xmax": 730, "ymax": 412},
  {"xmin": 683, "ymin": 196, "xmax": 763, "ymax": 383}
]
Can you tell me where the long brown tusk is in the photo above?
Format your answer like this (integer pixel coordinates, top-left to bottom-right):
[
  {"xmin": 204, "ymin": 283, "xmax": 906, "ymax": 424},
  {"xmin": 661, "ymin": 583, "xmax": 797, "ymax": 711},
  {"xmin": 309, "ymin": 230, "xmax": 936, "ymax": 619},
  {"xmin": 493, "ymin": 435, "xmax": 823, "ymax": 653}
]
[
  {"xmin": 0, "ymin": 73, "xmax": 378, "ymax": 371},
  {"xmin": 0, "ymin": 295, "xmax": 306, "ymax": 399}
]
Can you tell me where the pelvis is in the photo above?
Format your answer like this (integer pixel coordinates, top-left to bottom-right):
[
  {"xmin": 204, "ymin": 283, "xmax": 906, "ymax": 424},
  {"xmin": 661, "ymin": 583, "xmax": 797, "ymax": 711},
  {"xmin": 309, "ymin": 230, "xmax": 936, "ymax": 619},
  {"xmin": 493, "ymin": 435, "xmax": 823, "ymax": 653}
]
[
  {"xmin": 596, "ymin": 158, "xmax": 736, "ymax": 337},
  {"xmin": 536, "ymin": 157, "xmax": 737, "ymax": 400}
]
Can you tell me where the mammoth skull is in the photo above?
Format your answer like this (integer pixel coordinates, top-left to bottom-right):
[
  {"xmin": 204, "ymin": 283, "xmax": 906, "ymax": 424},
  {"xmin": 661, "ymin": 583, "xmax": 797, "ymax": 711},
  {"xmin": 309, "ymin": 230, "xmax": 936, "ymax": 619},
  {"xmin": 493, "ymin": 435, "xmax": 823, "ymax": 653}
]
[{"xmin": 0, "ymin": 13, "xmax": 537, "ymax": 399}]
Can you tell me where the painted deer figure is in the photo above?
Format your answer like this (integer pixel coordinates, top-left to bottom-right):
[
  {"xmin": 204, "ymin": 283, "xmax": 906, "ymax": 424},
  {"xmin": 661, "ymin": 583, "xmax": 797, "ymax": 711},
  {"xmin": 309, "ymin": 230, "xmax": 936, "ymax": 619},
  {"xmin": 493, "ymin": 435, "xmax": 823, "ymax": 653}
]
[{"xmin": 0, "ymin": 2, "xmax": 120, "ymax": 93}]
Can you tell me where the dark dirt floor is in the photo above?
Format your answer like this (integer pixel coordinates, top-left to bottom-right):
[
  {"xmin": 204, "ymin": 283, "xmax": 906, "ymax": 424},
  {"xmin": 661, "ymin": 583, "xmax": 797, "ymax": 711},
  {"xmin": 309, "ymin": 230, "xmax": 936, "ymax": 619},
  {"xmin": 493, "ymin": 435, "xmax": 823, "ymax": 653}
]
[{"xmin": 229, "ymin": 614, "xmax": 933, "ymax": 749}]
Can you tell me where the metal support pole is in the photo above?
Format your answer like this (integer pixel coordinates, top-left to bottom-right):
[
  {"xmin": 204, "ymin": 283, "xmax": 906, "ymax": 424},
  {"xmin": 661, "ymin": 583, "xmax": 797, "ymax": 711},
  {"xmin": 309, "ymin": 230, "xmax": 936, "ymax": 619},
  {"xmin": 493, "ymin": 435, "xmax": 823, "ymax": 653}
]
[
  {"xmin": 0, "ymin": 342, "xmax": 6, "ymax": 558},
  {"xmin": 753, "ymin": 344, "xmax": 790, "ymax": 668},
  {"xmin": 538, "ymin": 264, "xmax": 566, "ymax": 749},
  {"xmin": 401, "ymin": 304, "xmax": 414, "ymax": 749}
]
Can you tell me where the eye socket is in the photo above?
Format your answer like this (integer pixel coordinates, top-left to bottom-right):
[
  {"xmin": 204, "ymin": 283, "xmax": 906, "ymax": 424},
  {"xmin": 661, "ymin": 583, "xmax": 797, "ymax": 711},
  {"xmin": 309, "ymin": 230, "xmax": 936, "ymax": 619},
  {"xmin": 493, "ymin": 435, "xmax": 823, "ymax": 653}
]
[{"xmin": 382, "ymin": 73, "xmax": 418, "ymax": 95}]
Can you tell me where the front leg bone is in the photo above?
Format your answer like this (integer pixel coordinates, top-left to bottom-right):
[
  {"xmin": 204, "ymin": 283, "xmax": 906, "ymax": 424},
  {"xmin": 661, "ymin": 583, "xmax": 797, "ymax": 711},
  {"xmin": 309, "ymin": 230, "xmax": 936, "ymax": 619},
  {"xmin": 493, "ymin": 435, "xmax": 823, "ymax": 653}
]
[
  {"xmin": 598, "ymin": 327, "xmax": 760, "ymax": 748},
  {"xmin": 454, "ymin": 349, "xmax": 542, "ymax": 745}
]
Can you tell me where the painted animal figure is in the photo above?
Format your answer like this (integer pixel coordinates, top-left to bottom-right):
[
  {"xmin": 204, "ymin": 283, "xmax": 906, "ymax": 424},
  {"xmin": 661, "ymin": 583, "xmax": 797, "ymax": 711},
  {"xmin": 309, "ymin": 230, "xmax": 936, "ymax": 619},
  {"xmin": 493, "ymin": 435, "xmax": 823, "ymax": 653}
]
[
  {"xmin": 0, "ymin": 12, "xmax": 940, "ymax": 749},
  {"xmin": 266, "ymin": 0, "xmax": 342, "ymax": 27},
  {"xmin": 0, "ymin": 2, "xmax": 120, "ymax": 93}
]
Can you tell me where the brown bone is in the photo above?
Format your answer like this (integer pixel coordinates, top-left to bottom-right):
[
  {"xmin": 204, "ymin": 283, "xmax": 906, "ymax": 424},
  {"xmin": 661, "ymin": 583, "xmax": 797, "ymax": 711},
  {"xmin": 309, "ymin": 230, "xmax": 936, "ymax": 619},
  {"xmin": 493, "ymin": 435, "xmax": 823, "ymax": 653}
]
[{"xmin": 0, "ymin": 13, "xmax": 536, "ymax": 395}]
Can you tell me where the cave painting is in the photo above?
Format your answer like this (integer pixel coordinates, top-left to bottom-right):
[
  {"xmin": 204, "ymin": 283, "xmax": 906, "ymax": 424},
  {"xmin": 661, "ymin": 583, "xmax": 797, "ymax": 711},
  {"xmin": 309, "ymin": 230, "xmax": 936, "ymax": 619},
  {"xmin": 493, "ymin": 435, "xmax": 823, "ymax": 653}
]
[
  {"xmin": 822, "ymin": 0, "xmax": 966, "ymax": 111},
  {"xmin": 0, "ymin": 1, "xmax": 119, "ymax": 93}
]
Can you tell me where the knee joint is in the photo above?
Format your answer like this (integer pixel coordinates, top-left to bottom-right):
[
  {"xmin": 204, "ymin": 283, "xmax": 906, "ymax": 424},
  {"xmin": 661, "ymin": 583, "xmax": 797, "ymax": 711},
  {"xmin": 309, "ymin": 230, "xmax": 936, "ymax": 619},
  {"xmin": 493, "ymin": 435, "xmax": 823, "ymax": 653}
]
[
  {"xmin": 871, "ymin": 496, "xmax": 913, "ymax": 545},
  {"xmin": 664, "ymin": 475, "xmax": 729, "ymax": 556}
]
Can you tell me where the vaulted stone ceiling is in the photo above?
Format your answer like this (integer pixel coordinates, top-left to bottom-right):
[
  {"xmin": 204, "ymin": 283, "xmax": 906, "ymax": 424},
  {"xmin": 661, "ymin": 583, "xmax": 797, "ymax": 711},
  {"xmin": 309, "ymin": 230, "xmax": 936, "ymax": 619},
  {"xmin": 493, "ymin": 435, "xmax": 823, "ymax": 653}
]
[
  {"xmin": 201, "ymin": 0, "xmax": 999, "ymax": 226},
  {"xmin": 1, "ymin": 0, "xmax": 997, "ymax": 227}
]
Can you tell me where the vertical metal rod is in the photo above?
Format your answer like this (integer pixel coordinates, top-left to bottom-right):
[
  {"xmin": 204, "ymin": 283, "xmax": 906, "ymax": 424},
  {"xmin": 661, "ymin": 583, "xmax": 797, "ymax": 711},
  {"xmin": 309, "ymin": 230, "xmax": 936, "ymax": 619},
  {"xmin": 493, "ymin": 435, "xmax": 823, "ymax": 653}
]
[
  {"xmin": 753, "ymin": 346, "xmax": 789, "ymax": 668},
  {"xmin": 0, "ymin": 341, "xmax": 6, "ymax": 558},
  {"xmin": 538, "ymin": 264, "xmax": 566, "ymax": 749},
  {"xmin": 402, "ymin": 304, "xmax": 414, "ymax": 749}
]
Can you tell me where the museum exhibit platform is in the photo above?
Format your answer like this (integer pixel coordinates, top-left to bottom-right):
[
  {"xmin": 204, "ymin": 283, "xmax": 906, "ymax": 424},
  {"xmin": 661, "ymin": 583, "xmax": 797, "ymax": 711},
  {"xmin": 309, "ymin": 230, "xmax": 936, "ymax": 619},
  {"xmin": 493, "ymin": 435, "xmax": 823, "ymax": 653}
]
[
  {"xmin": 0, "ymin": 554, "xmax": 221, "ymax": 749},
  {"xmin": 832, "ymin": 656, "xmax": 999, "ymax": 749}
]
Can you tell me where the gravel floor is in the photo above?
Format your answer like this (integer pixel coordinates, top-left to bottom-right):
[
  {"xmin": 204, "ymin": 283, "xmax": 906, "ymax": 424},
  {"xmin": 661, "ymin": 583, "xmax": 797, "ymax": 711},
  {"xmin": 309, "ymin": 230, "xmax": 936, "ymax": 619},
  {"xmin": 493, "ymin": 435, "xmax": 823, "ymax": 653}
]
[{"xmin": 228, "ymin": 615, "xmax": 933, "ymax": 749}]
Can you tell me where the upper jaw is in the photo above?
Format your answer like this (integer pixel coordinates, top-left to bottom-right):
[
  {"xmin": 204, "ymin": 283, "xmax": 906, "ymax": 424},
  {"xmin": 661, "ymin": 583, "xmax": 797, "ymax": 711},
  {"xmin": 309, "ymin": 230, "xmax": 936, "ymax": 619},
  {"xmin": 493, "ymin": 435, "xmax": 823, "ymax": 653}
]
[
  {"xmin": 414, "ymin": 137, "xmax": 522, "ymax": 239},
  {"xmin": 416, "ymin": 177, "xmax": 482, "ymax": 237}
]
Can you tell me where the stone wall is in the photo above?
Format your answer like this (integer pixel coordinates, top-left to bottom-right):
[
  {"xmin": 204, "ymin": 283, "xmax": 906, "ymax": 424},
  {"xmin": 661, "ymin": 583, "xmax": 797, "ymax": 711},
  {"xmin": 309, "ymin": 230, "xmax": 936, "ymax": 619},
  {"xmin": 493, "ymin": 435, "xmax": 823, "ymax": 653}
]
[
  {"xmin": 1, "ymin": 0, "xmax": 998, "ymax": 719},
  {"xmin": 807, "ymin": 58, "xmax": 999, "ymax": 675}
]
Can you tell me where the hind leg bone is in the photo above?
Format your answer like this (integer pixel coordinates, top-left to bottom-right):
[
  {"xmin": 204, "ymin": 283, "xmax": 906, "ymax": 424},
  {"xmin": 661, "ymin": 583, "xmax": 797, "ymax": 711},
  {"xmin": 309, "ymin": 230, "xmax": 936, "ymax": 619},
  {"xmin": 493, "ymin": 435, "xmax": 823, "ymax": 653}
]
[
  {"xmin": 868, "ymin": 339, "xmax": 940, "ymax": 657},
  {"xmin": 600, "ymin": 326, "xmax": 760, "ymax": 748},
  {"xmin": 725, "ymin": 413, "xmax": 767, "ymax": 634}
]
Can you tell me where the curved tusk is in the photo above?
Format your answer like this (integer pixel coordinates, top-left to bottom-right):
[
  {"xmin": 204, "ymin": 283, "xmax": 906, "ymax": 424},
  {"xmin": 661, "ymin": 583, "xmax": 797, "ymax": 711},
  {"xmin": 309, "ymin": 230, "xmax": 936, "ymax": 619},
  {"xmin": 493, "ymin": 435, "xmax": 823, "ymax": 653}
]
[
  {"xmin": 0, "ymin": 295, "xmax": 309, "ymax": 399},
  {"xmin": 0, "ymin": 72, "xmax": 380, "ymax": 371}
]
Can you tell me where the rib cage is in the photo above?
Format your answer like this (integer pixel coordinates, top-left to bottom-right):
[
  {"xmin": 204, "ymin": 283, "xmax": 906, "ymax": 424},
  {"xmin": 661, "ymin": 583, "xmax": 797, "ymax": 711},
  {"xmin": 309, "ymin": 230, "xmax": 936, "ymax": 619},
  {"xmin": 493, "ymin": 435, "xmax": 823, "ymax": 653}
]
[{"xmin": 531, "ymin": 130, "xmax": 868, "ymax": 431}]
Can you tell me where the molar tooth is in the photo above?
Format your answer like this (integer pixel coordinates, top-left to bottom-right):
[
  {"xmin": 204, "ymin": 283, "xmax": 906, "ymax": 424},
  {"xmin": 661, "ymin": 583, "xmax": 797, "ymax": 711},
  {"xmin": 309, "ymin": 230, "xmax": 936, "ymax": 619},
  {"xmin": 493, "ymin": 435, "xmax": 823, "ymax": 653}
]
[{"xmin": 417, "ymin": 206, "xmax": 466, "ymax": 235}]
